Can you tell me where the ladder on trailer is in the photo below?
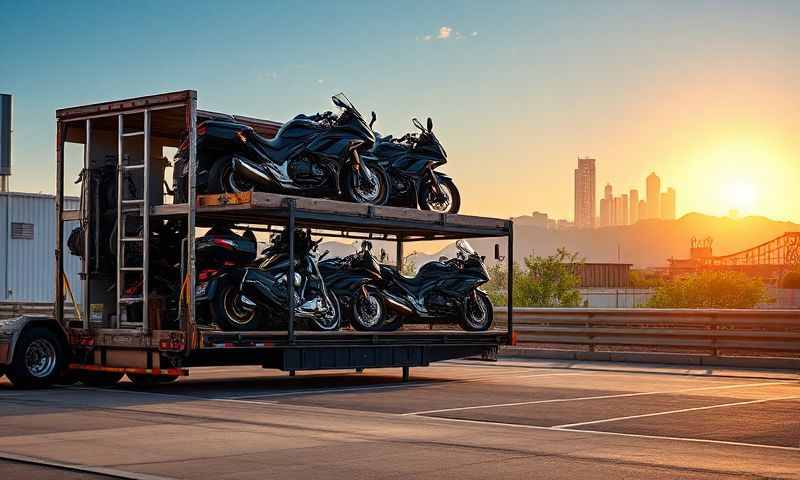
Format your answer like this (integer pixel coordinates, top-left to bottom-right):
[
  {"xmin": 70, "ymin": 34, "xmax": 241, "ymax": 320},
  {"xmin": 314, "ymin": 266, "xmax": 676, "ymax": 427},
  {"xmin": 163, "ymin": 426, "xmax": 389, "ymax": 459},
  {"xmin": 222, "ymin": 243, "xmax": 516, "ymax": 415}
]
[{"xmin": 115, "ymin": 110, "xmax": 151, "ymax": 330}]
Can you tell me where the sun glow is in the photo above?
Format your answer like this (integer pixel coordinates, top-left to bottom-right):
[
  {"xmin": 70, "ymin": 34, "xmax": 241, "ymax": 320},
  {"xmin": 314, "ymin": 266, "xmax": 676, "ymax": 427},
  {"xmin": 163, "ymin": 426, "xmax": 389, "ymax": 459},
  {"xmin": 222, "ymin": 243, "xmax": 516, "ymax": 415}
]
[{"xmin": 721, "ymin": 180, "xmax": 757, "ymax": 212}]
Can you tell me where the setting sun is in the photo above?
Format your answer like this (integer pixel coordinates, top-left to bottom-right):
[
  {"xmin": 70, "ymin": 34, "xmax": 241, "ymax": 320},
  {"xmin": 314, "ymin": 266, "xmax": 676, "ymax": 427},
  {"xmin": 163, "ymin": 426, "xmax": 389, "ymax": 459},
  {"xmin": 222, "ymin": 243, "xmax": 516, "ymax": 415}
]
[{"xmin": 722, "ymin": 180, "xmax": 757, "ymax": 212}]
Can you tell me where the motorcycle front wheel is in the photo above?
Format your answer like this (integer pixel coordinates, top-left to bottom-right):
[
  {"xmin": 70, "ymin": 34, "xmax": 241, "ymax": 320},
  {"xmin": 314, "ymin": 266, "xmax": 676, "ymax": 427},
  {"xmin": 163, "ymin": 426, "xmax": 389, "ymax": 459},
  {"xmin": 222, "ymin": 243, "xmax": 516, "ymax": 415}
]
[
  {"xmin": 350, "ymin": 287, "xmax": 387, "ymax": 331},
  {"xmin": 208, "ymin": 155, "xmax": 255, "ymax": 195},
  {"xmin": 310, "ymin": 294, "xmax": 342, "ymax": 332},
  {"xmin": 459, "ymin": 291, "xmax": 493, "ymax": 331},
  {"xmin": 418, "ymin": 178, "xmax": 461, "ymax": 214},
  {"xmin": 343, "ymin": 164, "xmax": 390, "ymax": 205}
]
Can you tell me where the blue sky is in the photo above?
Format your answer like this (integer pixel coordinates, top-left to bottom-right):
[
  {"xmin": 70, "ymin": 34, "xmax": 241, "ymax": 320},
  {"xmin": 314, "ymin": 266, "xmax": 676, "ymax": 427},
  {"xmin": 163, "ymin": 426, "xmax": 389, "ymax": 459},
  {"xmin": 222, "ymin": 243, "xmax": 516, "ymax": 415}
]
[{"xmin": 1, "ymin": 0, "xmax": 798, "ymax": 222}]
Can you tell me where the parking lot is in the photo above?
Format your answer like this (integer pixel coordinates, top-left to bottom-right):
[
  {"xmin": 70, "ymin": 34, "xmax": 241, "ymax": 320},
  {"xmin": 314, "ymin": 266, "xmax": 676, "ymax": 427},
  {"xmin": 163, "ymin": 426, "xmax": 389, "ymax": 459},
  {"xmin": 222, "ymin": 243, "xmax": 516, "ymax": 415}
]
[{"xmin": 1, "ymin": 359, "xmax": 798, "ymax": 479}]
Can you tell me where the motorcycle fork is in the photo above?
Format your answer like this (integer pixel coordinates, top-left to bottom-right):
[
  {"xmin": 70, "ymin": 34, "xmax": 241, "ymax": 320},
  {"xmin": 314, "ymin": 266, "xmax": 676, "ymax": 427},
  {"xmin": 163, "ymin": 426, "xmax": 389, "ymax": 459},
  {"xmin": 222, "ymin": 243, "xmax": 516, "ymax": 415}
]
[{"xmin": 427, "ymin": 165, "xmax": 444, "ymax": 197}]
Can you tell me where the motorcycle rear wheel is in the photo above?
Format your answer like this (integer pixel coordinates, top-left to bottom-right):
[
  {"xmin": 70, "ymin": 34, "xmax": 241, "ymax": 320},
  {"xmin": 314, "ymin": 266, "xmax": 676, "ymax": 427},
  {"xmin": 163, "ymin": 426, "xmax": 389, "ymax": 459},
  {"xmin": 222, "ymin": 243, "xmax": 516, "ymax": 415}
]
[
  {"xmin": 211, "ymin": 281, "xmax": 265, "ymax": 331},
  {"xmin": 208, "ymin": 155, "xmax": 255, "ymax": 195},
  {"xmin": 343, "ymin": 164, "xmax": 389, "ymax": 205}
]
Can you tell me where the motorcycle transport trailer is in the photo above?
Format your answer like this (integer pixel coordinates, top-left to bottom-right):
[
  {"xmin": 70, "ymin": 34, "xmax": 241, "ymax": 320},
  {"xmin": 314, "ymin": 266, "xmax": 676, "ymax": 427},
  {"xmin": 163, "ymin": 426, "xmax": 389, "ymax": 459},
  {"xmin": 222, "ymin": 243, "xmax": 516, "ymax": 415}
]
[{"xmin": 0, "ymin": 90, "xmax": 514, "ymax": 388}]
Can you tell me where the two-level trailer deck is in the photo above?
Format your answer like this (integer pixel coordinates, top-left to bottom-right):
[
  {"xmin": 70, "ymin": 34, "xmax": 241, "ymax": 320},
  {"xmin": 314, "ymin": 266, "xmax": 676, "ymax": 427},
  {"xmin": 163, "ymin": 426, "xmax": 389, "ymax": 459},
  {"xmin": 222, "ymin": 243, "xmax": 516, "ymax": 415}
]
[{"xmin": 0, "ymin": 91, "xmax": 513, "ymax": 387}]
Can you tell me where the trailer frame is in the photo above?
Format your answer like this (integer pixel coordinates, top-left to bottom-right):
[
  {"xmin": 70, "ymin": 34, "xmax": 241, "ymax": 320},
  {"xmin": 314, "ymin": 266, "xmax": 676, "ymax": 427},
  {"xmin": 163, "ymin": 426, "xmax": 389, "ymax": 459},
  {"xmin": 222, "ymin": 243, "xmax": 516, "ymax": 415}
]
[{"xmin": 1, "ymin": 90, "xmax": 514, "ymax": 385}]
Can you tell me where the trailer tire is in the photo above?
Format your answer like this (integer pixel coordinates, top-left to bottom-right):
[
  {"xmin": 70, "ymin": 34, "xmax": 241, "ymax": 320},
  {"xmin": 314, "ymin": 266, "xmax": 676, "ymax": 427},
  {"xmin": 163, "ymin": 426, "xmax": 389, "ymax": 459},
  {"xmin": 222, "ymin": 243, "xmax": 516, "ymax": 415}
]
[
  {"xmin": 6, "ymin": 327, "xmax": 66, "ymax": 389},
  {"xmin": 127, "ymin": 373, "xmax": 179, "ymax": 388},
  {"xmin": 77, "ymin": 371, "xmax": 124, "ymax": 387}
]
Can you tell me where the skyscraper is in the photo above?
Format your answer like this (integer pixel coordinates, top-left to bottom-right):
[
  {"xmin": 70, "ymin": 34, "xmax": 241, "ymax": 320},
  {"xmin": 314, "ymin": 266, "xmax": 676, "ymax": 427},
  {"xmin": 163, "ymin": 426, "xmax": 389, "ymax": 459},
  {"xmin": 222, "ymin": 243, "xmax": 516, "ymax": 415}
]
[
  {"xmin": 599, "ymin": 183, "xmax": 613, "ymax": 227},
  {"xmin": 621, "ymin": 193, "xmax": 629, "ymax": 225},
  {"xmin": 646, "ymin": 172, "xmax": 661, "ymax": 219},
  {"xmin": 661, "ymin": 187, "xmax": 676, "ymax": 219},
  {"xmin": 573, "ymin": 158, "xmax": 596, "ymax": 229},
  {"xmin": 629, "ymin": 189, "xmax": 639, "ymax": 224},
  {"xmin": 638, "ymin": 199, "xmax": 647, "ymax": 221}
]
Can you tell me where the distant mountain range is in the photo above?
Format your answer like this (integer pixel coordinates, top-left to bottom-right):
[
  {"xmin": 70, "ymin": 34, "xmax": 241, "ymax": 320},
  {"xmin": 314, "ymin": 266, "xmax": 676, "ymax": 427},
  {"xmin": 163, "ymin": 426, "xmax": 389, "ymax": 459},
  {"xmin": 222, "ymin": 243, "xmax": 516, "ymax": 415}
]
[{"xmin": 317, "ymin": 213, "xmax": 799, "ymax": 269}]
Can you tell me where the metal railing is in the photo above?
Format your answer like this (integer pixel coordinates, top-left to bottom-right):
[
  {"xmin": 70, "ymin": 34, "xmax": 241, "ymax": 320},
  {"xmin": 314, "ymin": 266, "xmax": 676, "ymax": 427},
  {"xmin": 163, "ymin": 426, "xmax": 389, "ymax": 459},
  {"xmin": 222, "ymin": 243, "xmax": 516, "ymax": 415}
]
[
  {"xmin": 0, "ymin": 302, "xmax": 78, "ymax": 321},
  {"xmin": 494, "ymin": 307, "xmax": 800, "ymax": 366}
]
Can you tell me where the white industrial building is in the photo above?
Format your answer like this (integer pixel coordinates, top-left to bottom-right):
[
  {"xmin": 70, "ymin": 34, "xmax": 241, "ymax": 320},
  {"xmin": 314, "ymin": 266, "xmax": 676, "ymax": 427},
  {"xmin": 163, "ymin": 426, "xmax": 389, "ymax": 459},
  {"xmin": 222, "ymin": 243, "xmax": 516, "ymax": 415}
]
[{"xmin": 0, "ymin": 192, "xmax": 82, "ymax": 302}]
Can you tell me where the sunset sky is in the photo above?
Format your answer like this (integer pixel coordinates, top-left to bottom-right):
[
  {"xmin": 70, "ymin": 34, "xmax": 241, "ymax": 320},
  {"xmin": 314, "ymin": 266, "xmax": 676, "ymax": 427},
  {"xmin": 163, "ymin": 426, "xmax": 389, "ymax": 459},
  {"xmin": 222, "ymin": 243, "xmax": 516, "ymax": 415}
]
[{"xmin": 1, "ymin": 0, "xmax": 798, "ymax": 223}]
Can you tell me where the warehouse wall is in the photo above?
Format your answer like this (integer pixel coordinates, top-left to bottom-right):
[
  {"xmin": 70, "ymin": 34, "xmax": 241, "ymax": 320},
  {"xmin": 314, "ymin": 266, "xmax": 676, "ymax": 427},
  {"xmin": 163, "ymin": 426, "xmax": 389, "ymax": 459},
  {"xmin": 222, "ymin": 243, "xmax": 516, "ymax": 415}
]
[{"xmin": 0, "ymin": 192, "xmax": 81, "ymax": 302}]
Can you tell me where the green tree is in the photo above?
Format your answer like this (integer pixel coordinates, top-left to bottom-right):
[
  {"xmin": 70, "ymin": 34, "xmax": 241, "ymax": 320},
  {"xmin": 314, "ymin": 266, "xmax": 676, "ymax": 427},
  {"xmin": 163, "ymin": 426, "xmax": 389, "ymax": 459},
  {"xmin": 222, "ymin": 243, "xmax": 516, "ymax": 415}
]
[
  {"xmin": 486, "ymin": 248, "xmax": 583, "ymax": 307},
  {"xmin": 646, "ymin": 271, "xmax": 767, "ymax": 308}
]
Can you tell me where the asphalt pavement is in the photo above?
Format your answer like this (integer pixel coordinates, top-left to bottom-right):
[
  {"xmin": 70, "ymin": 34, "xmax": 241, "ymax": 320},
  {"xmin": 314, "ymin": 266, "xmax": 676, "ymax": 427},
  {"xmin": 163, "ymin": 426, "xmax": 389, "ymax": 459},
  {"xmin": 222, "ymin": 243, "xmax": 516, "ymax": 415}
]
[{"xmin": 0, "ymin": 359, "xmax": 798, "ymax": 479}]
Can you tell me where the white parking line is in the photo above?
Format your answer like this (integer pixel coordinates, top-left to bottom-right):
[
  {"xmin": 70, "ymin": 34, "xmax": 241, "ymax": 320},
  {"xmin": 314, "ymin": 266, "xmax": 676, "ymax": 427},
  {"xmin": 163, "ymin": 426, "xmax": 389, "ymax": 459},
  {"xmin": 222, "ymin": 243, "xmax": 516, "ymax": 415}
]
[
  {"xmin": 222, "ymin": 372, "xmax": 585, "ymax": 400},
  {"xmin": 403, "ymin": 381, "xmax": 793, "ymax": 415},
  {"xmin": 553, "ymin": 395, "xmax": 800, "ymax": 429},
  {"xmin": 415, "ymin": 415, "xmax": 800, "ymax": 452}
]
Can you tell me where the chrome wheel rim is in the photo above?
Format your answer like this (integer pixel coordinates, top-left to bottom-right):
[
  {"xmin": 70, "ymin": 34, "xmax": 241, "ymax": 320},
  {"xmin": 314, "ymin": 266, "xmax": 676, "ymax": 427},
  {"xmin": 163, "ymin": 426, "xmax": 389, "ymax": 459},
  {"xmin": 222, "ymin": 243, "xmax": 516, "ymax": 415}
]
[
  {"xmin": 25, "ymin": 339, "xmax": 57, "ymax": 378},
  {"xmin": 315, "ymin": 296, "xmax": 340, "ymax": 330},
  {"xmin": 426, "ymin": 183, "xmax": 452, "ymax": 213},
  {"xmin": 223, "ymin": 287, "xmax": 256, "ymax": 326},
  {"xmin": 354, "ymin": 293, "xmax": 383, "ymax": 328},
  {"xmin": 353, "ymin": 167, "xmax": 381, "ymax": 203}
]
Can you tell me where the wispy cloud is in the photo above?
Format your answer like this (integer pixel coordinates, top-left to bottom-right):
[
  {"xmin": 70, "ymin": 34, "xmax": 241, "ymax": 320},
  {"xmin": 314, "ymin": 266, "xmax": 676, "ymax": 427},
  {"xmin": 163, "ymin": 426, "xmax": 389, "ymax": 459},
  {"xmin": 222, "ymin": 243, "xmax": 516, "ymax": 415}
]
[{"xmin": 420, "ymin": 26, "xmax": 476, "ymax": 42}]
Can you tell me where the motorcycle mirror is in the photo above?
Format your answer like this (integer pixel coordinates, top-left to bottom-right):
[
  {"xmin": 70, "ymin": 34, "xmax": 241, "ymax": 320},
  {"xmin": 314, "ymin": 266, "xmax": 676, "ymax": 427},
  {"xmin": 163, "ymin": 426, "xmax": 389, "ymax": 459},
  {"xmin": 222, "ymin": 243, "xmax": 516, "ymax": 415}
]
[
  {"xmin": 412, "ymin": 118, "xmax": 425, "ymax": 132},
  {"xmin": 427, "ymin": 117, "xmax": 433, "ymax": 132},
  {"xmin": 361, "ymin": 240, "xmax": 373, "ymax": 252},
  {"xmin": 380, "ymin": 248, "xmax": 388, "ymax": 262},
  {"xmin": 369, "ymin": 111, "xmax": 377, "ymax": 129}
]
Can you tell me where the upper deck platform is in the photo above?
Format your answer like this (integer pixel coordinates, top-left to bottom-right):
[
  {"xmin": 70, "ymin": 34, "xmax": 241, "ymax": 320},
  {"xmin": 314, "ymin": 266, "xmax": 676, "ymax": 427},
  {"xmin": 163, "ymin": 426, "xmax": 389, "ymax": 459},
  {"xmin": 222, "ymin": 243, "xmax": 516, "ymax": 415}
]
[{"xmin": 154, "ymin": 192, "xmax": 511, "ymax": 241}]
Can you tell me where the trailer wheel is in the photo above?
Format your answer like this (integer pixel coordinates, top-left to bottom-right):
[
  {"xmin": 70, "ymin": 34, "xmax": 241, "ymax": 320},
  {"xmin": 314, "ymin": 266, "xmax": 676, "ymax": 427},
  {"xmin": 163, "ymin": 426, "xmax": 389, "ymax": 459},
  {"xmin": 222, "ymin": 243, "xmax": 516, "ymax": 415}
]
[
  {"xmin": 77, "ymin": 371, "xmax": 124, "ymax": 387},
  {"xmin": 6, "ymin": 327, "xmax": 66, "ymax": 388},
  {"xmin": 127, "ymin": 373, "xmax": 179, "ymax": 388}
]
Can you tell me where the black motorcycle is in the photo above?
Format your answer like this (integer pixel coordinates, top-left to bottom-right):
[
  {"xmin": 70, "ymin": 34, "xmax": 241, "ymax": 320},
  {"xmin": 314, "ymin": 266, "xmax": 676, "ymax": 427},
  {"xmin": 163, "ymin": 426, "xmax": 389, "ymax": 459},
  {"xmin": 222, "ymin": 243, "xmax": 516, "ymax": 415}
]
[
  {"xmin": 319, "ymin": 241, "xmax": 390, "ymax": 331},
  {"xmin": 173, "ymin": 94, "xmax": 390, "ymax": 206},
  {"xmin": 194, "ymin": 225, "xmax": 262, "ymax": 331},
  {"xmin": 379, "ymin": 240, "xmax": 493, "ymax": 331},
  {"xmin": 369, "ymin": 117, "xmax": 460, "ymax": 214}
]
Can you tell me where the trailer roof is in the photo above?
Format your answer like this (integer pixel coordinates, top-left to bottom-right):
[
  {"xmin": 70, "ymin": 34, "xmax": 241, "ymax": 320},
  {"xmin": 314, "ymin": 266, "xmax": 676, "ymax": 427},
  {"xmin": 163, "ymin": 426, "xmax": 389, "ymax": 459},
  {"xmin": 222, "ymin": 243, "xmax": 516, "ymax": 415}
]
[{"xmin": 57, "ymin": 90, "xmax": 281, "ymax": 144}]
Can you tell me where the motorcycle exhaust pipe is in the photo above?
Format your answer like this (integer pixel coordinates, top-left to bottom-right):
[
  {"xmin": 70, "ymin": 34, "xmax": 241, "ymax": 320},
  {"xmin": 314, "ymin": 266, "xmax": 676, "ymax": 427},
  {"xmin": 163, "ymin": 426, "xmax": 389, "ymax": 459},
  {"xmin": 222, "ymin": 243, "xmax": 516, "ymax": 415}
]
[
  {"xmin": 383, "ymin": 293, "xmax": 414, "ymax": 316},
  {"xmin": 232, "ymin": 156, "xmax": 280, "ymax": 189}
]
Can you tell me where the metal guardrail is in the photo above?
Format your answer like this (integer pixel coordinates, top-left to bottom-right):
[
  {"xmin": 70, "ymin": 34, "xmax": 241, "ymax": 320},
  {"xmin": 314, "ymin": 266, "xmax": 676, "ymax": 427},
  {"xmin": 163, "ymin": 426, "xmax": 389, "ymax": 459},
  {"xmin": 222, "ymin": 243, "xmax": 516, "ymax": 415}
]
[{"xmin": 494, "ymin": 308, "xmax": 800, "ymax": 360}]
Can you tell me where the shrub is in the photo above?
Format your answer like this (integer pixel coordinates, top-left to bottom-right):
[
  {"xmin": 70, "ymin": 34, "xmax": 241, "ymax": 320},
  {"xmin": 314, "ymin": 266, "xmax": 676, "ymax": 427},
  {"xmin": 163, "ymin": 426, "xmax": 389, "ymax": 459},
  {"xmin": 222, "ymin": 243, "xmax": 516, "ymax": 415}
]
[
  {"xmin": 486, "ymin": 248, "xmax": 582, "ymax": 307},
  {"xmin": 646, "ymin": 270, "xmax": 767, "ymax": 308}
]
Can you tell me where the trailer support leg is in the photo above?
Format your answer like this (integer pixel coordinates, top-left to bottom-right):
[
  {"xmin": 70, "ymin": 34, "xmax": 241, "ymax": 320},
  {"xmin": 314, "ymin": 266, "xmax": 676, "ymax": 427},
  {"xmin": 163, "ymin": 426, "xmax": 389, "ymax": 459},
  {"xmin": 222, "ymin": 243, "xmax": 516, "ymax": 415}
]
[
  {"xmin": 402, "ymin": 366, "xmax": 410, "ymax": 382},
  {"xmin": 355, "ymin": 368, "xmax": 364, "ymax": 373},
  {"xmin": 289, "ymin": 370, "xmax": 296, "ymax": 377},
  {"xmin": 287, "ymin": 199, "xmax": 296, "ymax": 345}
]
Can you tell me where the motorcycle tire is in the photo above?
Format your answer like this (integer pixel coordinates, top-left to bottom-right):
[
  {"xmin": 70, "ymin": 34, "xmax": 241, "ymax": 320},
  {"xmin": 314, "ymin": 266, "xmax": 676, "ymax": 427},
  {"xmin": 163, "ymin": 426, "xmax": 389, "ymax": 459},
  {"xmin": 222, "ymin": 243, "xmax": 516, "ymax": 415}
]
[
  {"xmin": 418, "ymin": 177, "xmax": 461, "ymax": 214},
  {"xmin": 208, "ymin": 155, "xmax": 255, "ymax": 195},
  {"xmin": 350, "ymin": 287, "xmax": 387, "ymax": 332},
  {"xmin": 310, "ymin": 294, "xmax": 342, "ymax": 332},
  {"xmin": 343, "ymin": 164, "xmax": 390, "ymax": 205},
  {"xmin": 211, "ymin": 277, "xmax": 266, "ymax": 332},
  {"xmin": 459, "ymin": 291, "xmax": 494, "ymax": 331}
]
